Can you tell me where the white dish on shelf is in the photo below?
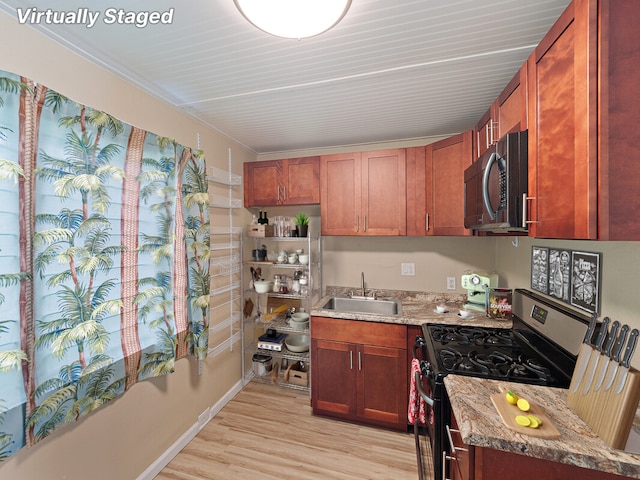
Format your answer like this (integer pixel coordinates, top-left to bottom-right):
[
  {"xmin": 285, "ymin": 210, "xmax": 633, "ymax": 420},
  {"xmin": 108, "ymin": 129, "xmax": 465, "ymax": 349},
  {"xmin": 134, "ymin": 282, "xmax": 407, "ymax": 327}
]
[
  {"xmin": 285, "ymin": 334, "xmax": 310, "ymax": 352},
  {"xmin": 433, "ymin": 309, "xmax": 449, "ymax": 314},
  {"xmin": 291, "ymin": 312, "xmax": 310, "ymax": 323},
  {"xmin": 254, "ymin": 281, "xmax": 272, "ymax": 294},
  {"xmin": 298, "ymin": 254, "xmax": 309, "ymax": 265}
]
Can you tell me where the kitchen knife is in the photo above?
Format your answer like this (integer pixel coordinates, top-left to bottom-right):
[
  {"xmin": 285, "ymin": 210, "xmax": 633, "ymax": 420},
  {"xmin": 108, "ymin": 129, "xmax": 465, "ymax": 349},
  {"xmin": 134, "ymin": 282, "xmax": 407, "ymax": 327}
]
[
  {"xmin": 570, "ymin": 313, "xmax": 599, "ymax": 393},
  {"xmin": 594, "ymin": 320, "xmax": 620, "ymax": 391},
  {"xmin": 604, "ymin": 324, "xmax": 629, "ymax": 391},
  {"xmin": 582, "ymin": 316, "xmax": 610, "ymax": 395},
  {"xmin": 615, "ymin": 328, "xmax": 639, "ymax": 394}
]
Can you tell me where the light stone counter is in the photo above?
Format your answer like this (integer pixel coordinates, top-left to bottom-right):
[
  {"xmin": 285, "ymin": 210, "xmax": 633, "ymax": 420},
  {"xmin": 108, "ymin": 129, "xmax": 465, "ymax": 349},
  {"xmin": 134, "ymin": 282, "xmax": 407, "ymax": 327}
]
[
  {"xmin": 444, "ymin": 375, "xmax": 640, "ymax": 478},
  {"xmin": 310, "ymin": 286, "xmax": 512, "ymax": 329}
]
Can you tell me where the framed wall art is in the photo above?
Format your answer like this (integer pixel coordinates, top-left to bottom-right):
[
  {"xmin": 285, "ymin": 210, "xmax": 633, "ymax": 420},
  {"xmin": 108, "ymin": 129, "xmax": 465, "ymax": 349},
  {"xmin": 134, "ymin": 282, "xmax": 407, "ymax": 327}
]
[
  {"xmin": 570, "ymin": 250, "xmax": 601, "ymax": 314},
  {"xmin": 530, "ymin": 246, "xmax": 549, "ymax": 294},
  {"xmin": 530, "ymin": 246, "xmax": 601, "ymax": 315},
  {"xmin": 548, "ymin": 248, "xmax": 571, "ymax": 303}
]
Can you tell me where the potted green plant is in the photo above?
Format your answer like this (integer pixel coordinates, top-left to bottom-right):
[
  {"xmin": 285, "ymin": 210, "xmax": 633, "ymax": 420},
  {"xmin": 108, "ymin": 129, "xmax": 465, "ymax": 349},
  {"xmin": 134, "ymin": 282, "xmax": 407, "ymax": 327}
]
[{"xmin": 294, "ymin": 212, "xmax": 310, "ymax": 237}]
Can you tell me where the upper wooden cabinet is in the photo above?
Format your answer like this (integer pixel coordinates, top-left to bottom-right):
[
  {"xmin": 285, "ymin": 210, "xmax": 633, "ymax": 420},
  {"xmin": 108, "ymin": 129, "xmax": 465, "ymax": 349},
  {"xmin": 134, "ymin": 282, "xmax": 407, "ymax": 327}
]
[
  {"xmin": 320, "ymin": 149, "xmax": 406, "ymax": 236},
  {"xmin": 527, "ymin": 0, "xmax": 640, "ymax": 240},
  {"xmin": 406, "ymin": 131, "xmax": 473, "ymax": 236},
  {"xmin": 474, "ymin": 64, "xmax": 528, "ymax": 159},
  {"xmin": 243, "ymin": 157, "xmax": 320, "ymax": 207}
]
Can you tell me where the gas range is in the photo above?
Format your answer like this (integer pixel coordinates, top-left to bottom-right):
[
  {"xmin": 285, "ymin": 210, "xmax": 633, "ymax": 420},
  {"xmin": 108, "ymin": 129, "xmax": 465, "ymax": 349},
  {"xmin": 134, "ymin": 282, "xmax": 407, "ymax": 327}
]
[
  {"xmin": 423, "ymin": 323, "xmax": 570, "ymax": 387},
  {"xmin": 421, "ymin": 289, "xmax": 590, "ymax": 388},
  {"xmin": 413, "ymin": 289, "xmax": 592, "ymax": 480}
]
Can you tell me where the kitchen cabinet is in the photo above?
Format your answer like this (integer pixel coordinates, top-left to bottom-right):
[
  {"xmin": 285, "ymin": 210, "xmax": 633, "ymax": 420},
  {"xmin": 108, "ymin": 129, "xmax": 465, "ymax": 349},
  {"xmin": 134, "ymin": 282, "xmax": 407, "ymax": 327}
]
[
  {"xmin": 406, "ymin": 131, "xmax": 473, "ymax": 236},
  {"xmin": 243, "ymin": 157, "xmax": 320, "ymax": 207},
  {"xmin": 474, "ymin": 64, "xmax": 528, "ymax": 160},
  {"xmin": 320, "ymin": 149, "xmax": 406, "ymax": 236},
  {"xmin": 447, "ymin": 409, "xmax": 628, "ymax": 480},
  {"xmin": 527, "ymin": 0, "xmax": 640, "ymax": 240},
  {"xmin": 311, "ymin": 316, "xmax": 408, "ymax": 430},
  {"xmin": 242, "ymin": 234, "xmax": 322, "ymax": 391}
]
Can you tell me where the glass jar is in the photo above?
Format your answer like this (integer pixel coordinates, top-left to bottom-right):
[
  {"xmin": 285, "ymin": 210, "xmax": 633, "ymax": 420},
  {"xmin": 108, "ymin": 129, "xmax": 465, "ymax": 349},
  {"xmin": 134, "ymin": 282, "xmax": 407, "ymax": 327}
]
[{"xmin": 272, "ymin": 275, "xmax": 281, "ymax": 293}]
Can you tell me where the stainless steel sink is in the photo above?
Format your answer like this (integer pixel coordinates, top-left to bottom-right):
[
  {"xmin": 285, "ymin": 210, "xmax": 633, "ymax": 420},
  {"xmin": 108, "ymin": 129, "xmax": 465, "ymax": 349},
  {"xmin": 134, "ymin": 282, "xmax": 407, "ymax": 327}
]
[{"xmin": 320, "ymin": 296, "xmax": 402, "ymax": 316}]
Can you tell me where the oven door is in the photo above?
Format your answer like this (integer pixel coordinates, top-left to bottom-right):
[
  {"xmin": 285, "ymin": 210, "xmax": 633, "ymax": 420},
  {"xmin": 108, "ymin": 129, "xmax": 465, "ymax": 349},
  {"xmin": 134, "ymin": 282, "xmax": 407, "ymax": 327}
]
[{"xmin": 412, "ymin": 336, "xmax": 439, "ymax": 480}]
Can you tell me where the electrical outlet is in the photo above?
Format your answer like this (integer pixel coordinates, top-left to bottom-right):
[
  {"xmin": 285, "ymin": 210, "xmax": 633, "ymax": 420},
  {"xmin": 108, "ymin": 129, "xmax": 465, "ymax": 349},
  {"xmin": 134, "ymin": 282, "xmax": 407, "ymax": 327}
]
[
  {"xmin": 401, "ymin": 263, "xmax": 416, "ymax": 276},
  {"xmin": 447, "ymin": 277, "xmax": 456, "ymax": 290}
]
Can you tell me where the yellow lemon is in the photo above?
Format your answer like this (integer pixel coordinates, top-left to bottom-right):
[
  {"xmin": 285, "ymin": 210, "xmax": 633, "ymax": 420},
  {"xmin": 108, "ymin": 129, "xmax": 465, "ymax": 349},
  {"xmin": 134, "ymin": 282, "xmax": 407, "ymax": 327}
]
[
  {"xmin": 505, "ymin": 391, "xmax": 519, "ymax": 405},
  {"xmin": 515, "ymin": 415, "xmax": 531, "ymax": 427},
  {"xmin": 517, "ymin": 398, "xmax": 530, "ymax": 412},
  {"xmin": 527, "ymin": 415, "xmax": 541, "ymax": 429}
]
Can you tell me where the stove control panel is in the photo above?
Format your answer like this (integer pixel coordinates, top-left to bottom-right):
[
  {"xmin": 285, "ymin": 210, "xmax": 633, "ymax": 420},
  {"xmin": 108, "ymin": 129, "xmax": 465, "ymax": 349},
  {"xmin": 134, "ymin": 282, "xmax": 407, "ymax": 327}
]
[{"xmin": 531, "ymin": 304, "xmax": 548, "ymax": 324}]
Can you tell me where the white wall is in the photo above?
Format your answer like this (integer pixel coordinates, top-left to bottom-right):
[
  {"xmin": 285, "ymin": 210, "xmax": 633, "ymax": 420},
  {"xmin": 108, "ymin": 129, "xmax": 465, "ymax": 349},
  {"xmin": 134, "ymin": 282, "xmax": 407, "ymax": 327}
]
[{"xmin": 0, "ymin": 10, "xmax": 254, "ymax": 480}]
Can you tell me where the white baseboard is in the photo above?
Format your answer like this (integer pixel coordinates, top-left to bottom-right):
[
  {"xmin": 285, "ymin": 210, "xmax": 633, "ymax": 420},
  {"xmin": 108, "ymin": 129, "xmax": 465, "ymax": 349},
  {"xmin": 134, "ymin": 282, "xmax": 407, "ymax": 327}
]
[{"xmin": 137, "ymin": 380, "xmax": 244, "ymax": 480}]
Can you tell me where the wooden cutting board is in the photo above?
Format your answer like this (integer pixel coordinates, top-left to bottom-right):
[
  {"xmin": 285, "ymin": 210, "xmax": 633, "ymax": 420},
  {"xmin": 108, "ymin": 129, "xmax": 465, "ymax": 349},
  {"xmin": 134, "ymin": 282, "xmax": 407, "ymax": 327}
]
[{"xmin": 490, "ymin": 393, "xmax": 561, "ymax": 439}]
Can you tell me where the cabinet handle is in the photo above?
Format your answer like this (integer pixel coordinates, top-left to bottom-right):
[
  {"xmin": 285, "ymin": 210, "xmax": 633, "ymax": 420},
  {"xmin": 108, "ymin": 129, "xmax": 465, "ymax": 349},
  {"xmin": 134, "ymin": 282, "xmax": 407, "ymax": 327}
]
[
  {"xmin": 350, "ymin": 350, "xmax": 353, "ymax": 369},
  {"xmin": 358, "ymin": 351, "xmax": 362, "ymax": 370},
  {"xmin": 485, "ymin": 123, "xmax": 490, "ymax": 150},
  {"xmin": 355, "ymin": 215, "xmax": 359, "ymax": 233},
  {"xmin": 425, "ymin": 213, "xmax": 429, "ymax": 232},
  {"xmin": 446, "ymin": 425, "xmax": 468, "ymax": 453},
  {"xmin": 524, "ymin": 195, "xmax": 536, "ymax": 225},
  {"xmin": 277, "ymin": 185, "xmax": 280, "ymax": 201},
  {"xmin": 442, "ymin": 451, "xmax": 455, "ymax": 480},
  {"xmin": 283, "ymin": 185, "xmax": 287, "ymax": 201},
  {"xmin": 363, "ymin": 216, "xmax": 367, "ymax": 232}
]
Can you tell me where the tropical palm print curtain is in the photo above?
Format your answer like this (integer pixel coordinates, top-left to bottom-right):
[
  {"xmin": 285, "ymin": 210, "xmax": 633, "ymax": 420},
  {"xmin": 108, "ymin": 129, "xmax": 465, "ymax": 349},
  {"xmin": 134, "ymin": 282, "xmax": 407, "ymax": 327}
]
[{"xmin": 0, "ymin": 69, "xmax": 209, "ymax": 459}]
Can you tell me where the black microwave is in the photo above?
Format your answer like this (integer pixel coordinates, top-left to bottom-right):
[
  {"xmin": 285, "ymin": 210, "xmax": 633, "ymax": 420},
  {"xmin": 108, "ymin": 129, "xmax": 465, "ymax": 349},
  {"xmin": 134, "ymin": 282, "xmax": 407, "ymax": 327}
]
[{"xmin": 464, "ymin": 130, "xmax": 528, "ymax": 233}]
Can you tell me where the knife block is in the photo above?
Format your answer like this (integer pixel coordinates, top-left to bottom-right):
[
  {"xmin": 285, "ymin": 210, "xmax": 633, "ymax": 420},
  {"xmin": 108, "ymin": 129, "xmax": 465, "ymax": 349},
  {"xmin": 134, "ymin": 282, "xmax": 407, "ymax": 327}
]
[{"xmin": 568, "ymin": 356, "xmax": 640, "ymax": 450}]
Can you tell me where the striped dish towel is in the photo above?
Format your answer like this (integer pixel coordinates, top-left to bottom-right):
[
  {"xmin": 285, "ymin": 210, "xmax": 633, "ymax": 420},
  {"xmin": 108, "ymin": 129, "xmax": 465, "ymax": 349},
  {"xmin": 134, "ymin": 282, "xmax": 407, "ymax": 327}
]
[{"xmin": 408, "ymin": 358, "xmax": 426, "ymax": 425}]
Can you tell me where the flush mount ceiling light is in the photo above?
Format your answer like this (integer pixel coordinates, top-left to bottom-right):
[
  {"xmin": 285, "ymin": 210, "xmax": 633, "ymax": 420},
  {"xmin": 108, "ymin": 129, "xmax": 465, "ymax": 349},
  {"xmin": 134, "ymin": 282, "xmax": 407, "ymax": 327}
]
[{"xmin": 234, "ymin": 0, "xmax": 352, "ymax": 39}]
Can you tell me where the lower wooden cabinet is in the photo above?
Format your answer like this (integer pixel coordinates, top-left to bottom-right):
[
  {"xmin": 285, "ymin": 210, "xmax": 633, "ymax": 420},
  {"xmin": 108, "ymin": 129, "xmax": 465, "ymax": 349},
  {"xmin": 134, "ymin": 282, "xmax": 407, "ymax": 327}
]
[
  {"xmin": 448, "ymin": 410, "xmax": 629, "ymax": 480},
  {"xmin": 311, "ymin": 316, "xmax": 408, "ymax": 430}
]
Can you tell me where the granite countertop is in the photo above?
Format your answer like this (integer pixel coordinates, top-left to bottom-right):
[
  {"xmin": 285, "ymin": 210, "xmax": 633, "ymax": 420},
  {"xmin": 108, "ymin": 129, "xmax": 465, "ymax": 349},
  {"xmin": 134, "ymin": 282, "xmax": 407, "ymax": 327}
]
[
  {"xmin": 310, "ymin": 286, "xmax": 512, "ymax": 329},
  {"xmin": 444, "ymin": 375, "xmax": 640, "ymax": 478}
]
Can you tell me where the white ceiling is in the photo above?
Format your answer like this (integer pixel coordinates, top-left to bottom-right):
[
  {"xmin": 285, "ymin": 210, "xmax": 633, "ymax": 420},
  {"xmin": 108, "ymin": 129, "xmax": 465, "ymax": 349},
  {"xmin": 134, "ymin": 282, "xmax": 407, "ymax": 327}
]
[{"xmin": 0, "ymin": 0, "xmax": 571, "ymax": 154}]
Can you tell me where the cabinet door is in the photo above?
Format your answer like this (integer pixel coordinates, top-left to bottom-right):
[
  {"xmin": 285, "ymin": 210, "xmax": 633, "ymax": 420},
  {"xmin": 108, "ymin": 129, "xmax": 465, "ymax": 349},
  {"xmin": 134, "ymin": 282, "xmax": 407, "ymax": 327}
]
[
  {"xmin": 425, "ymin": 131, "xmax": 473, "ymax": 236},
  {"xmin": 356, "ymin": 344, "xmax": 408, "ymax": 430},
  {"xmin": 311, "ymin": 338, "xmax": 356, "ymax": 417},
  {"xmin": 497, "ymin": 63, "xmax": 528, "ymax": 137},
  {"xmin": 282, "ymin": 157, "xmax": 320, "ymax": 205},
  {"xmin": 405, "ymin": 146, "xmax": 427, "ymax": 236},
  {"xmin": 474, "ymin": 105, "xmax": 497, "ymax": 160},
  {"xmin": 527, "ymin": 0, "xmax": 597, "ymax": 239},
  {"xmin": 320, "ymin": 153, "xmax": 361, "ymax": 235},
  {"xmin": 361, "ymin": 149, "xmax": 407, "ymax": 235},
  {"xmin": 244, "ymin": 160, "xmax": 281, "ymax": 206}
]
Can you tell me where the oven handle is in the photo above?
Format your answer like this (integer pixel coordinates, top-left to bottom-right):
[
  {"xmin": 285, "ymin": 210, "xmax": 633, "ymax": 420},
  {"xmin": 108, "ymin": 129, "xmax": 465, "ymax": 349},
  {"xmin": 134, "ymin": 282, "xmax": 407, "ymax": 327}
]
[{"xmin": 415, "ymin": 370, "xmax": 434, "ymax": 407}]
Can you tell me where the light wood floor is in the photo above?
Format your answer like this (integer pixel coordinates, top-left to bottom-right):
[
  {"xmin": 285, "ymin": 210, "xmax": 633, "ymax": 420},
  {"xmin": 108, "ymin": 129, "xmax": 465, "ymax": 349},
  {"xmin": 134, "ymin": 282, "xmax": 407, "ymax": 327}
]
[{"xmin": 155, "ymin": 382, "xmax": 429, "ymax": 480}]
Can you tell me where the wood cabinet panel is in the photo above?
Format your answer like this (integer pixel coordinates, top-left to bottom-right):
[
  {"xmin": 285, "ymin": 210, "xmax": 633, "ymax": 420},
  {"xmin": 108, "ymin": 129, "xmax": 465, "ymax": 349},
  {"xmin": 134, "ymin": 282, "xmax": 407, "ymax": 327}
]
[
  {"xmin": 321, "ymin": 150, "xmax": 406, "ymax": 236},
  {"xmin": 311, "ymin": 338, "xmax": 356, "ymax": 416},
  {"xmin": 244, "ymin": 157, "xmax": 319, "ymax": 207},
  {"xmin": 244, "ymin": 160, "xmax": 281, "ymax": 207},
  {"xmin": 311, "ymin": 317, "xmax": 408, "ymax": 430},
  {"xmin": 527, "ymin": 0, "xmax": 597, "ymax": 239},
  {"xmin": 426, "ymin": 132, "xmax": 473, "ymax": 236},
  {"xmin": 283, "ymin": 157, "xmax": 320, "ymax": 205},
  {"xmin": 406, "ymin": 132, "xmax": 473, "ymax": 236},
  {"xmin": 356, "ymin": 344, "xmax": 407, "ymax": 427},
  {"xmin": 320, "ymin": 153, "xmax": 361, "ymax": 235},
  {"xmin": 361, "ymin": 149, "xmax": 406, "ymax": 235},
  {"xmin": 527, "ymin": 0, "xmax": 640, "ymax": 240}
]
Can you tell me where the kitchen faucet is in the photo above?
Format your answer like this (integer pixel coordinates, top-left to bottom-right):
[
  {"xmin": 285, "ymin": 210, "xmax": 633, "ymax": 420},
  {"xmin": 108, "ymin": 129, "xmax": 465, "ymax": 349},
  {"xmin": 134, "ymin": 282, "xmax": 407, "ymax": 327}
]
[{"xmin": 351, "ymin": 272, "xmax": 376, "ymax": 299}]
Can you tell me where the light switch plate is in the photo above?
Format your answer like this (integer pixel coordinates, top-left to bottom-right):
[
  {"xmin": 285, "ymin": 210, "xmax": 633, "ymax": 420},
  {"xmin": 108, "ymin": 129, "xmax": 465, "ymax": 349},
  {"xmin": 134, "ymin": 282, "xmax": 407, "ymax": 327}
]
[{"xmin": 401, "ymin": 263, "xmax": 416, "ymax": 276}]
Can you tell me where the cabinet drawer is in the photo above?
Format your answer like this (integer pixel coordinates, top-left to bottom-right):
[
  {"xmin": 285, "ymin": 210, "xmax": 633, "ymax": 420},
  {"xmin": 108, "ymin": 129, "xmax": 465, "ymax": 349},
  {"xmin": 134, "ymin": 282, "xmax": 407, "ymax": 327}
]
[{"xmin": 311, "ymin": 316, "xmax": 406, "ymax": 349}]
